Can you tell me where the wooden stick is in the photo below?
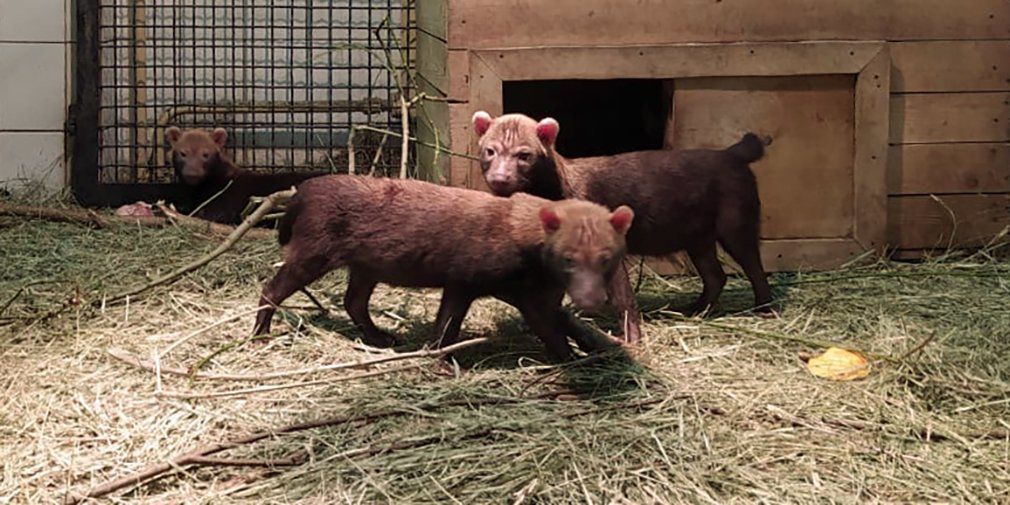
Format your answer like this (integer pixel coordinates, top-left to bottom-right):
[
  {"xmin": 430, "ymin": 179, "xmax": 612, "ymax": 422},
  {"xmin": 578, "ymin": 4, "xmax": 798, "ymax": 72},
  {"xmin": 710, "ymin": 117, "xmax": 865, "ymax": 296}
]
[
  {"xmin": 658, "ymin": 310, "xmax": 894, "ymax": 361},
  {"xmin": 347, "ymin": 126, "xmax": 356, "ymax": 175},
  {"xmin": 108, "ymin": 337, "xmax": 490, "ymax": 382},
  {"xmin": 156, "ymin": 306, "xmax": 268, "ymax": 361},
  {"xmin": 154, "ymin": 203, "xmax": 275, "ymax": 239},
  {"xmin": 187, "ymin": 180, "xmax": 234, "ymax": 217},
  {"xmin": 0, "ymin": 202, "xmax": 274, "ymax": 240},
  {"xmin": 63, "ymin": 394, "xmax": 544, "ymax": 504},
  {"xmin": 353, "ymin": 125, "xmax": 478, "ymax": 161},
  {"xmin": 369, "ymin": 132, "xmax": 389, "ymax": 176},
  {"xmin": 155, "ymin": 362, "xmax": 423, "ymax": 399},
  {"xmin": 399, "ymin": 97, "xmax": 410, "ymax": 178},
  {"xmin": 185, "ymin": 456, "xmax": 305, "ymax": 467},
  {"xmin": 98, "ymin": 189, "xmax": 295, "ymax": 306}
]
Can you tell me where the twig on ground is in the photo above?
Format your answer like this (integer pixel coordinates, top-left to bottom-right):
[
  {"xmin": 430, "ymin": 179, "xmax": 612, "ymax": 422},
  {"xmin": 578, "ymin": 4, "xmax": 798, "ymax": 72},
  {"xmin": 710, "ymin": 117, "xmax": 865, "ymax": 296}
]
[
  {"xmin": 185, "ymin": 456, "xmax": 306, "ymax": 468},
  {"xmin": 109, "ymin": 337, "xmax": 490, "ymax": 383},
  {"xmin": 61, "ymin": 392, "xmax": 611, "ymax": 504},
  {"xmin": 0, "ymin": 281, "xmax": 50, "ymax": 316},
  {"xmin": 156, "ymin": 362, "xmax": 423, "ymax": 399},
  {"xmin": 99, "ymin": 189, "xmax": 295, "ymax": 306},
  {"xmin": 156, "ymin": 306, "xmax": 268, "ymax": 361},
  {"xmin": 154, "ymin": 202, "xmax": 275, "ymax": 239},
  {"xmin": 299, "ymin": 288, "xmax": 328, "ymax": 314},
  {"xmin": 659, "ymin": 310, "xmax": 893, "ymax": 361},
  {"xmin": 897, "ymin": 331, "xmax": 942, "ymax": 362}
]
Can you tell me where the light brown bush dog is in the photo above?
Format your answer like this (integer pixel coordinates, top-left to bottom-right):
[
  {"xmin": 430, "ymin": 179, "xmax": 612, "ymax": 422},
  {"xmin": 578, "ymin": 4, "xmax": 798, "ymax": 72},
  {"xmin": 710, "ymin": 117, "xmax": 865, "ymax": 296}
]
[
  {"xmin": 473, "ymin": 111, "xmax": 773, "ymax": 343},
  {"xmin": 253, "ymin": 174, "xmax": 634, "ymax": 360}
]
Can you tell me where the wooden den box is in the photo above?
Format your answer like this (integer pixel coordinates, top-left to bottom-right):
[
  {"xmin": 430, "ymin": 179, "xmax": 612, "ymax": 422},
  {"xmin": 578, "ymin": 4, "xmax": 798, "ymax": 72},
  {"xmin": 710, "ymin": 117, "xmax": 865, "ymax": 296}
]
[{"xmin": 415, "ymin": 0, "xmax": 1010, "ymax": 270}]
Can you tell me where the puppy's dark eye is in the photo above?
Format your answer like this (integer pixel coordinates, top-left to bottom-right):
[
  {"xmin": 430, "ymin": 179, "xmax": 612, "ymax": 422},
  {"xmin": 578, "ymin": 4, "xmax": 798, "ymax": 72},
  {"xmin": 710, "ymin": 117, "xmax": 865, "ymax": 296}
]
[
  {"xmin": 179, "ymin": 151, "xmax": 188, "ymax": 158},
  {"xmin": 516, "ymin": 151, "xmax": 532, "ymax": 163},
  {"xmin": 599, "ymin": 254, "xmax": 612, "ymax": 266},
  {"xmin": 202, "ymin": 152, "xmax": 211, "ymax": 160},
  {"xmin": 563, "ymin": 255, "xmax": 576, "ymax": 267},
  {"xmin": 484, "ymin": 147, "xmax": 496, "ymax": 158}
]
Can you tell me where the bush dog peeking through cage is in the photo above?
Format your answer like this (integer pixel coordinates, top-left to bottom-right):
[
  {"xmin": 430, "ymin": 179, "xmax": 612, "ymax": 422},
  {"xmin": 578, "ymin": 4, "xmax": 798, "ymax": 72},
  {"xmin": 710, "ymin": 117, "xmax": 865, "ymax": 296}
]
[
  {"xmin": 166, "ymin": 127, "xmax": 327, "ymax": 225},
  {"xmin": 253, "ymin": 175, "xmax": 634, "ymax": 360},
  {"xmin": 472, "ymin": 111, "xmax": 773, "ymax": 343}
]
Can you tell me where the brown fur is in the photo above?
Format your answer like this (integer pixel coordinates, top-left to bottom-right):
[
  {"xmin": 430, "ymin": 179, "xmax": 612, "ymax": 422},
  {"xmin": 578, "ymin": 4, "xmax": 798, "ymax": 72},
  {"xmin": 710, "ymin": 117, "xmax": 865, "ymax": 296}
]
[
  {"xmin": 254, "ymin": 175, "xmax": 634, "ymax": 360},
  {"xmin": 474, "ymin": 112, "xmax": 773, "ymax": 341},
  {"xmin": 166, "ymin": 127, "xmax": 326, "ymax": 225}
]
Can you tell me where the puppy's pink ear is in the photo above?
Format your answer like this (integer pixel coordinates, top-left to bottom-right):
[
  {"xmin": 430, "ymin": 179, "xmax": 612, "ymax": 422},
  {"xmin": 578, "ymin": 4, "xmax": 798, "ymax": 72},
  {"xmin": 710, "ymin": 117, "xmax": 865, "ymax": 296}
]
[
  {"xmin": 472, "ymin": 111, "xmax": 493, "ymax": 137},
  {"xmin": 210, "ymin": 128, "xmax": 228, "ymax": 147},
  {"xmin": 165, "ymin": 127, "xmax": 183, "ymax": 145},
  {"xmin": 539, "ymin": 206, "xmax": 562, "ymax": 233},
  {"xmin": 536, "ymin": 118, "xmax": 559, "ymax": 147},
  {"xmin": 610, "ymin": 205, "xmax": 635, "ymax": 234}
]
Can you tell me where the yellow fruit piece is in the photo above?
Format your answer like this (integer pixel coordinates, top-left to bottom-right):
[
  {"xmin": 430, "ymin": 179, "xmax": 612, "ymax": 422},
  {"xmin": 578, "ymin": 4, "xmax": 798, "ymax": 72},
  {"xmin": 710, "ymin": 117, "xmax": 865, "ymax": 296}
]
[{"xmin": 806, "ymin": 347, "xmax": 870, "ymax": 381}]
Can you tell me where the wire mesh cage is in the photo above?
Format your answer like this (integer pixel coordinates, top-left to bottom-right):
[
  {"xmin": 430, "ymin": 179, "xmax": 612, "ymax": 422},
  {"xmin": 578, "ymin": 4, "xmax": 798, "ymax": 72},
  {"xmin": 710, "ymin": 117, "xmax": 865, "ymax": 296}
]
[{"xmin": 93, "ymin": 0, "xmax": 413, "ymax": 186}]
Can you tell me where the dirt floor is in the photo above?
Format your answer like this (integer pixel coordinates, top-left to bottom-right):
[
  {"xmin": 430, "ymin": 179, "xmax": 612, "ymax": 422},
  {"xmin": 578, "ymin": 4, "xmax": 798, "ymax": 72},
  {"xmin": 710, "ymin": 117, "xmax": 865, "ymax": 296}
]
[{"xmin": 2, "ymin": 208, "xmax": 1009, "ymax": 503}]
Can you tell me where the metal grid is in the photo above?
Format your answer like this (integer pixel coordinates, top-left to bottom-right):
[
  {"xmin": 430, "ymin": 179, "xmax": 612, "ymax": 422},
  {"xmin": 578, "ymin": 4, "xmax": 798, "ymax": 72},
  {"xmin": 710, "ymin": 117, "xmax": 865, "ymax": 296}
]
[{"xmin": 94, "ymin": 0, "xmax": 413, "ymax": 185}]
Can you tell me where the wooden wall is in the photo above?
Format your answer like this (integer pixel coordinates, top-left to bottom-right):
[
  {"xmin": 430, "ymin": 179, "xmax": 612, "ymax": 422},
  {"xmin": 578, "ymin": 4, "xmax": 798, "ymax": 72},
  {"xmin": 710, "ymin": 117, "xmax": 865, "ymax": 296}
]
[{"xmin": 417, "ymin": 0, "xmax": 1010, "ymax": 259}]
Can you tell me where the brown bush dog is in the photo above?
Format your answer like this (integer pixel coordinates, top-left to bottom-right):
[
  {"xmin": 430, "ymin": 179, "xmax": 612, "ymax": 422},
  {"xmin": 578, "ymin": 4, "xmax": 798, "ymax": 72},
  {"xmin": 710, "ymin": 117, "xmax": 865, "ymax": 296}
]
[
  {"xmin": 166, "ymin": 127, "xmax": 325, "ymax": 225},
  {"xmin": 472, "ymin": 112, "xmax": 773, "ymax": 343},
  {"xmin": 252, "ymin": 175, "xmax": 634, "ymax": 360}
]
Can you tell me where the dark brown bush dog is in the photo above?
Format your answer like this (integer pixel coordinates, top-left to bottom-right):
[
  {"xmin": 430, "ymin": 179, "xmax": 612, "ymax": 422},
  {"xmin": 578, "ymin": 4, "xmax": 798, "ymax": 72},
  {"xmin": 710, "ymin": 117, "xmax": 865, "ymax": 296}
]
[
  {"xmin": 166, "ymin": 127, "xmax": 325, "ymax": 224},
  {"xmin": 253, "ymin": 175, "xmax": 634, "ymax": 360},
  {"xmin": 472, "ymin": 111, "xmax": 773, "ymax": 343}
]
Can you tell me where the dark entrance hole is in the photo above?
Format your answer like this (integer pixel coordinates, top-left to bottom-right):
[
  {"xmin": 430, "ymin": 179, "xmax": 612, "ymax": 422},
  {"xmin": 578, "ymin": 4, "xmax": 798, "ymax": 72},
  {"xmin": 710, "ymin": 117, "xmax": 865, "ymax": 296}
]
[{"xmin": 502, "ymin": 79, "xmax": 667, "ymax": 157}]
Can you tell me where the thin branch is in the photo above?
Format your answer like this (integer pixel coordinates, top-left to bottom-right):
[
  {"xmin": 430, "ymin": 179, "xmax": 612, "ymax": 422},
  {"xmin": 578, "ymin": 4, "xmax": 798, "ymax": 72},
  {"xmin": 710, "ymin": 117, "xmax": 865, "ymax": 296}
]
[
  {"xmin": 659, "ymin": 310, "xmax": 894, "ymax": 362},
  {"xmin": 896, "ymin": 331, "xmax": 942, "ymax": 362},
  {"xmin": 156, "ymin": 362, "xmax": 423, "ymax": 399},
  {"xmin": 154, "ymin": 203, "xmax": 275, "ymax": 239},
  {"xmin": 399, "ymin": 97, "xmax": 410, "ymax": 178},
  {"xmin": 353, "ymin": 125, "xmax": 477, "ymax": 161},
  {"xmin": 187, "ymin": 180, "xmax": 234, "ymax": 217},
  {"xmin": 347, "ymin": 126, "xmax": 357, "ymax": 175},
  {"xmin": 61, "ymin": 391, "xmax": 595, "ymax": 504},
  {"xmin": 156, "ymin": 306, "xmax": 268, "ymax": 361},
  {"xmin": 108, "ymin": 337, "xmax": 490, "ymax": 382},
  {"xmin": 369, "ymin": 132, "xmax": 389, "ymax": 176},
  {"xmin": 0, "ymin": 202, "xmax": 275, "ymax": 240},
  {"xmin": 185, "ymin": 456, "xmax": 305, "ymax": 467},
  {"xmin": 98, "ymin": 189, "xmax": 295, "ymax": 307}
]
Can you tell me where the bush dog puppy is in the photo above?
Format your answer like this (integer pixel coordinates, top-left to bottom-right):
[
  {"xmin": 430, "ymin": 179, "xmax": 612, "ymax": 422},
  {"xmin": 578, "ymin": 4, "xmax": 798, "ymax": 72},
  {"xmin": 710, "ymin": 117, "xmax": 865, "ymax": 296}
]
[
  {"xmin": 252, "ymin": 175, "xmax": 634, "ymax": 360},
  {"xmin": 166, "ymin": 127, "xmax": 325, "ymax": 224},
  {"xmin": 472, "ymin": 111, "xmax": 773, "ymax": 343}
]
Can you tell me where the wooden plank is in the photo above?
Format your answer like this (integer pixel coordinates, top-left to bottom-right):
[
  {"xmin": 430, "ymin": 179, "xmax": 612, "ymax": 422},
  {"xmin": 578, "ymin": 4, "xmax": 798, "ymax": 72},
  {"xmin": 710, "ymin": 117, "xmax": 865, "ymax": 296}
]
[
  {"xmin": 890, "ymin": 93, "xmax": 1010, "ymax": 143},
  {"xmin": 888, "ymin": 194, "xmax": 1010, "ymax": 249},
  {"xmin": 673, "ymin": 75, "xmax": 857, "ymax": 240},
  {"xmin": 446, "ymin": 0, "xmax": 1010, "ymax": 49},
  {"xmin": 414, "ymin": 79, "xmax": 450, "ymax": 182},
  {"xmin": 417, "ymin": 31, "xmax": 449, "ymax": 96},
  {"xmin": 852, "ymin": 47, "xmax": 890, "ymax": 251},
  {"xmin": 892, "ymin": 41, "xmax": 1010, "ymax": 92},
  {"xmin": 479, "ymin": 42, "xmax": 882, "ymax": 81},
  {"xmin": 888, "ymin": 143, "xmax": 1010, "ymax": 194},
  {"xmin": 416, "ymin": 0, "xmax": 447, "ymax": 41},
  {"xmin": 645, "ymin": 239, "xmax": 870, "ymax": 274},
  {"xmin": 448, "ymin": 103, "xmax": 480, "ymax": 189},
  {"xmin": 447, "ymin": 50, "xmax": 469, "ymax": 101}
]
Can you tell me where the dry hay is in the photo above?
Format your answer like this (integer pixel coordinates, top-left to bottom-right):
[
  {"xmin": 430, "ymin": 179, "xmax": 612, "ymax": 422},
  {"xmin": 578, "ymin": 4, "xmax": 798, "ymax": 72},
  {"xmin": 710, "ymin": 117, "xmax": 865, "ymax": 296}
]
[{"xmin": 1, "ymin": 208, "xmax": 1009, "ymax": 503}]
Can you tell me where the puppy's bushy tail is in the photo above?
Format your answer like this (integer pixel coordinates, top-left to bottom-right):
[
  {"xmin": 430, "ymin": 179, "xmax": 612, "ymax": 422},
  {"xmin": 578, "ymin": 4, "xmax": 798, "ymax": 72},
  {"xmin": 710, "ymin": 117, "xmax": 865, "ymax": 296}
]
[{"xmin": 726, "ymin": 133, "xmax": 770, "ymax": 164}]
